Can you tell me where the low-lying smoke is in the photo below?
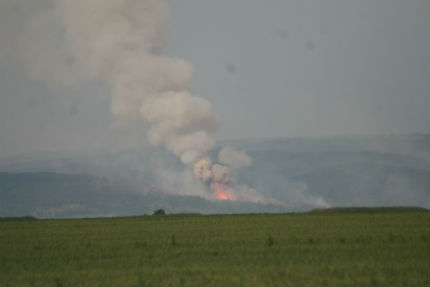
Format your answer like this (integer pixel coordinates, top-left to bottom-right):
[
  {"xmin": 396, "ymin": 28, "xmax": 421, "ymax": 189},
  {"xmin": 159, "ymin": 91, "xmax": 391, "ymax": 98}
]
[{"xmin": 218, "ymin": 146, "xmax": 252, "ymax": 168}]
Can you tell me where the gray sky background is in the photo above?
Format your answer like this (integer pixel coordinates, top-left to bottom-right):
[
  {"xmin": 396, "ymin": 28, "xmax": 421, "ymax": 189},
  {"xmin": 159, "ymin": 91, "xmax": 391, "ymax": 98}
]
[
  {"xmin": 0, "ymin": 0, "xmax": 428, "ymax": 157},
  {"xmin": 166, "ymin": 0, "xmax": 429, "ymax": 140}
]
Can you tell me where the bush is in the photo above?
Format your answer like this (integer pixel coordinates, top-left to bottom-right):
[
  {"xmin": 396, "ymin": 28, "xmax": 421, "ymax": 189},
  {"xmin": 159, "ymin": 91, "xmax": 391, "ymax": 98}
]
[
  {"xmin": 267, "ymin": 235, "xmax": 274, "ymax": 247},
  {"xmin": 152, "ymin": 209, "xmax": 165, "ymax": 216}
]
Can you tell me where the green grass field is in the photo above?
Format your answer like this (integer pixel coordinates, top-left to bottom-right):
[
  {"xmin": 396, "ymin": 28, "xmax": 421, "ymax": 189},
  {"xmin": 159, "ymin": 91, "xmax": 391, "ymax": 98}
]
[{"xmin": 1, "ymin": 211, "xmax": 429, "ymax": 286}]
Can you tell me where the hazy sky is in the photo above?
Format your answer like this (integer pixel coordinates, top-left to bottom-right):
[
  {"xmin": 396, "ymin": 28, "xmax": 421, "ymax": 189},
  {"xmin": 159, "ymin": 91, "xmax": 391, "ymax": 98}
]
[
  {"xmin": 166, "ymin": 0, "xmax": 429, "ymax": 140},
  {"xmin": 0, "ymin": 0, "xmax": 428, "ymax": 157}
]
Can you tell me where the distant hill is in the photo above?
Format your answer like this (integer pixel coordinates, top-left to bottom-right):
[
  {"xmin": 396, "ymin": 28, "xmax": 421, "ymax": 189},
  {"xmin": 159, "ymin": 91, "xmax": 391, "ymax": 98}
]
[
  {"xmin": 0, "ymin": 172, "xmax": 287, "ymax": 218},
  {"xmin": 237, "ymin": 150, "xmax": 429, "ymax": 207},
  {"xmin": 0, "ymin": 134, "xmax": 429, "ymax": 217},
  {"xmin": 222, "ymin": 134, "xmax": 429, "ymax": 209},
  {"xmin": 309, "ymin": 206, "xmax": 429, "ymax": 214}
]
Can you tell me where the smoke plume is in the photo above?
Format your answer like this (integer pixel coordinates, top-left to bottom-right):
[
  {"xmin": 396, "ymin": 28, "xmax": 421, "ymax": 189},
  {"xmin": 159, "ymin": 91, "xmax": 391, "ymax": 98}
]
[
  {"xmin": 55, "ymin": 0, "xmax": 260, "ymax": 201},
  {"xmin": 56, "ymin": 0, "xmax": 219, "ymax": 164},
  {"xmin": 0, "ymin": 0, "xmax": 263, "ymax": 202},
  {"xmin": 218, "ymin": 146, "xmax": 252, "ymax": 168}
]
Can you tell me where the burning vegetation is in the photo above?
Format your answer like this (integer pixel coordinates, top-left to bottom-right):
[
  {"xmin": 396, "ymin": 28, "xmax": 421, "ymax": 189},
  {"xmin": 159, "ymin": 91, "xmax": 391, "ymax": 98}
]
[{"xmin": 193, "ymin": 158, "xmax": 238, "ymax": 200}]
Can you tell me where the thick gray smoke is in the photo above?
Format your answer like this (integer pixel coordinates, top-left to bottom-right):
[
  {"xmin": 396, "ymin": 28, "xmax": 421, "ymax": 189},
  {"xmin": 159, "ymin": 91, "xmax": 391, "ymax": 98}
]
[
  {"xmin": 0, "ymin": 0, "xmax": 266, "ymax": 202},
  {"xmin": 218, "ymin": 146, "xmax": 252, "ymax": 168},
  {"xmin": 56, "ymin": 0, "xmax": 261, "ymax": 201},
  {"xmin": 57, "ymin": 0, "xmax": 223, "ymax": 165}
]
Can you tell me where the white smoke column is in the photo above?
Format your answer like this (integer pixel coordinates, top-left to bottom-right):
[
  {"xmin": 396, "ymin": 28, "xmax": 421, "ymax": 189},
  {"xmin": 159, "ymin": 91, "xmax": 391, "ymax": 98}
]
[
  {"xmin": 57, "ymin": 0, "xmax": 221, "ymax": 164},
  {"xmin": 57, "ymin": 0, "xmax": 265, "ymax": 202}
]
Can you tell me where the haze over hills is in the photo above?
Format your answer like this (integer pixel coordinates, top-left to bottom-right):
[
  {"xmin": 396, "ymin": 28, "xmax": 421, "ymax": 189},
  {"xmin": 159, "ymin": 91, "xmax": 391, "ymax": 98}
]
[
  {"xmin": 0, "ymin": 134, "xmax": 429, "ymax": 218},
  {"xmin": 0, "ymin": 1, "xmax": 428, "ymax": 219}
]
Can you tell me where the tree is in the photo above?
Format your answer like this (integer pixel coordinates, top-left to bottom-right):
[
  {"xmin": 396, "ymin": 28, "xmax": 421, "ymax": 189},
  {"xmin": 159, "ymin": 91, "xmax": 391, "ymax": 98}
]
[{"xmin": 152, "ymin": 208, "xmax": 165, "ymax": 216}]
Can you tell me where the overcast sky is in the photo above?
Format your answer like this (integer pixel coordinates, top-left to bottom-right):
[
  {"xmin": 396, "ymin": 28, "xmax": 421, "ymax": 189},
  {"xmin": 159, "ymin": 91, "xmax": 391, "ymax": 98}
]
[
  {"xmin": 166, "ymin": 0, "xmax": 429, "ymax": 140},
  {"xmin": 0, "ymin": 0, "xmax": 428, "ymax": 157}
]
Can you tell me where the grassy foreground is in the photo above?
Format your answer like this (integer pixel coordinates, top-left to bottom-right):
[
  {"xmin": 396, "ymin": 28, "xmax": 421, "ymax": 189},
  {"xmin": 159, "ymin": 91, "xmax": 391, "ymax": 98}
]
[{"xmin": 1, "ymin": 211, "xmax": 429, "ymax": 286}]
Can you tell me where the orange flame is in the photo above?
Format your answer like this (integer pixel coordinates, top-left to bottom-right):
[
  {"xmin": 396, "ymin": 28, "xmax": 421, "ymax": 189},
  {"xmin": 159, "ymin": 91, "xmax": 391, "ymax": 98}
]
[
  {"xmin": 211, "ymin": 182, "xmax": 235, "ymax": 201},
  {"xmin": 216, "ymin": 191, "xmax": 229, "ymax": 200}
]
